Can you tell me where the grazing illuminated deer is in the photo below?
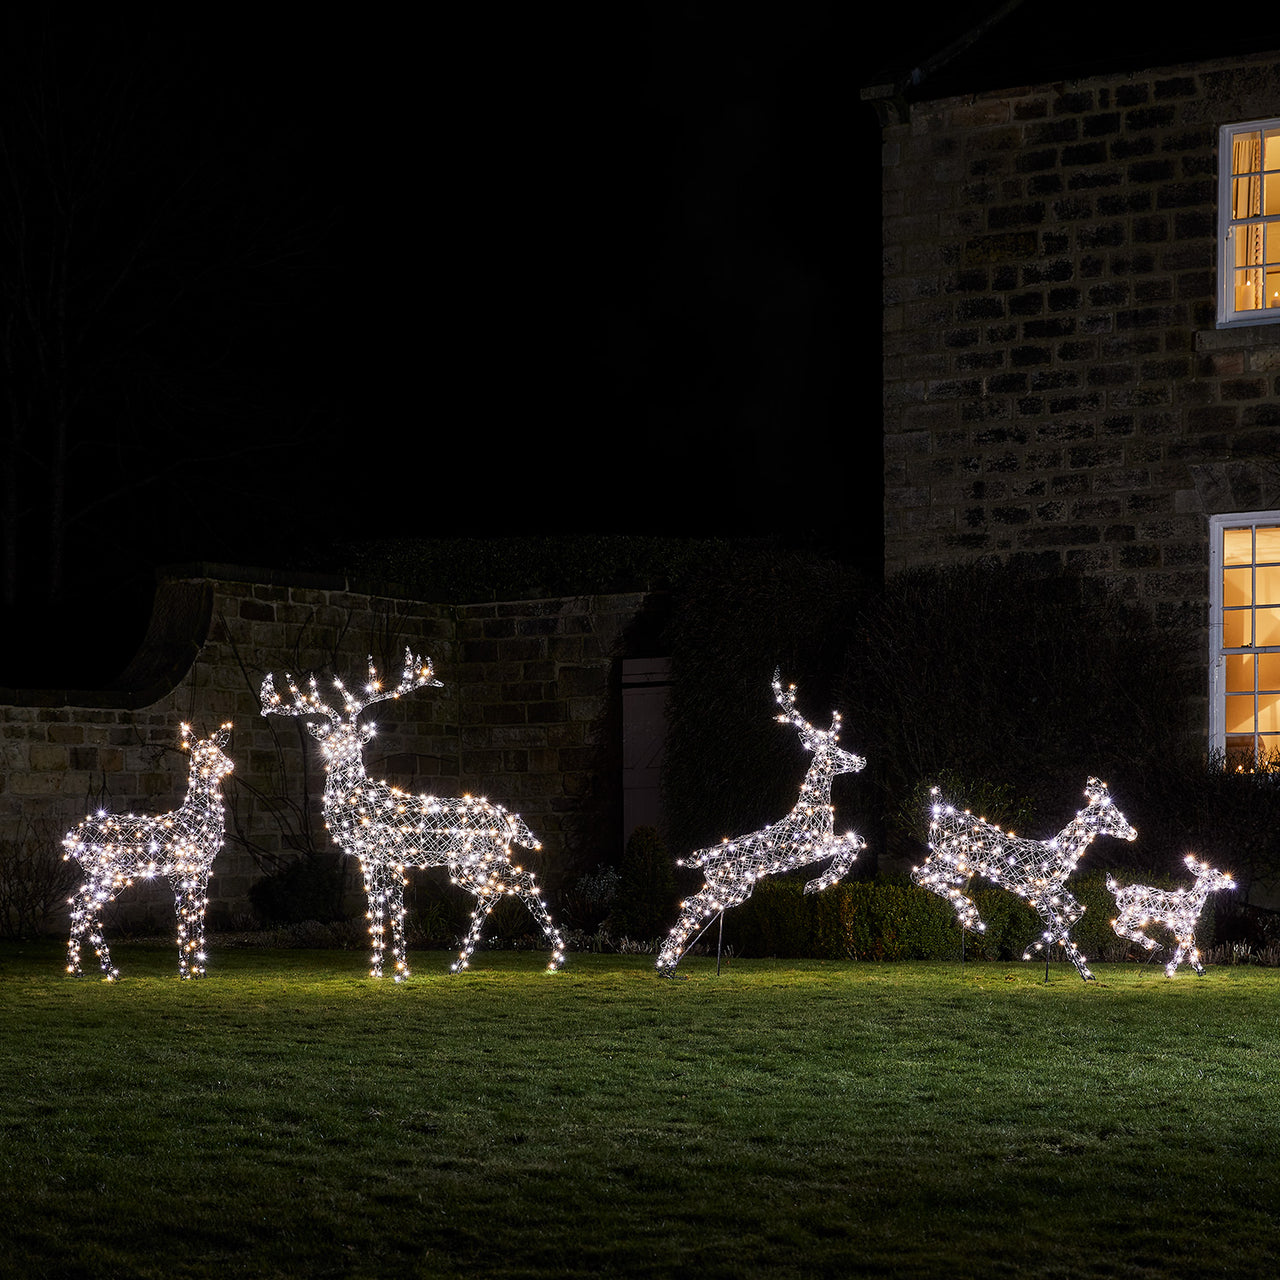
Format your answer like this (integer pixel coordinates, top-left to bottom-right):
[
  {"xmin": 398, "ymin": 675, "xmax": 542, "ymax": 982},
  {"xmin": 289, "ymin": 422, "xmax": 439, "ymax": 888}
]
[
  {"xmin": 260, "ymin": 648, "xmax": 564, "ymax": 980},
  {"xmin": 655, "ymin": 670, "xmax": 866, "ymax": 975},
  {"xmin": 63, "ymin": 723, "xmax": 234, "ymax": 981},
  {"xmin": 914, "ymin": 777, "xmax": 1137, "ymax": 981},
  {"xmin": 1107, "ymin": 855, "xmax": 1235, "ymax": 976}
]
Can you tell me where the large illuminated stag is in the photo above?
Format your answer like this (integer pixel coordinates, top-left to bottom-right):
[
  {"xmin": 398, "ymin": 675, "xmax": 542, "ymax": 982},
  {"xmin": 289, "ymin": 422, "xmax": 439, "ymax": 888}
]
[
  {"xmin": 1108, "ymin": 855, "xmax": 1235, "ymax": 976},
  {"xmin": 64, "ymin": 723, "xmax": 234, "ymax": 981},
  {"xmin": 260, "ymin": 648, "xmax": 564, "ymax": 980},
  {"xmin": 914, "ymin": 777, "xmax": 1137, "ymax": 981},
  {"xmin": 656, "ymin": 670, "xmax": 866, "ymax": 975}
]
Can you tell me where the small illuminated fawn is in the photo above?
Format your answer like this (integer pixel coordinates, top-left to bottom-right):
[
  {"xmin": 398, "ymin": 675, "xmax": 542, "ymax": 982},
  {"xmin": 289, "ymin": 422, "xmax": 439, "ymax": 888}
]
[
  {"xmin": 64, "ymin": 723, "xmax": 234, "ymax": 981},
  {"xmin": 1108, "ymin": 854, "xmax": 1235, "ymax": 976}
]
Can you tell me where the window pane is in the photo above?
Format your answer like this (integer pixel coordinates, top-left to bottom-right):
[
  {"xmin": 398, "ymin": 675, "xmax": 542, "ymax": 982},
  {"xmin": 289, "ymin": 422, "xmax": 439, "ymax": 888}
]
[
  {"xmin": 1224, "ymin": 609, "xmax": 1253, "ymax": 647},
  {"xmin": 1234, "ymin": 227, "xmax": 1264, "ymax": 265},
  {"xmin": 1224, "ymin": 527, "xmax": 1254, "ymax": 565},
  {"xmin": 1259, "ymin": 653, "xmax": 1280, "ymax": 689},
  {"xmin": 1226, "ymin": 696, "xmax": 1257, "ymax": 733},
  {"xmin": 1266, "ymin": 128, "xmax": 1280, "ymax": 172},
  {"xmin": 1256, "ymin": 527, "xmax": 1280, "ymax": 562},
  {"xmin": 1235, "ymin": 130, "xmax": 1262, "ymax": 172},
  {"xmin": 1235, "ymin": 176, "xmax": 1262, "ymax": 218},
  {"xmin": 1268, "ymin": 266, "xmax": 1280, "ymax": 308},
  {"xmin": 1268, "ymin": 172, "xmax": 1280, "ymax": 218},
  {"xmin": 1256, "ymin": 563, "xmax": 1280, "ymax": 604},
  {"xmin": 1224, "ymin": 566, "xmax": 1253, "ymax": 606},
  {"xmin": 1257, "ymin": 608, "xmax": 1280, "ymax": 646},
  {"xmin": 1227, "ymin": 653, "xmax": 1256, "ymax": 692},
  {"xmin": 1226, "ymin": 736, "xmax": 1256, "ymax": 771},
  {"xmin": 1259, "ymin": 696, "xmax": 1280, "ymax": 732}
]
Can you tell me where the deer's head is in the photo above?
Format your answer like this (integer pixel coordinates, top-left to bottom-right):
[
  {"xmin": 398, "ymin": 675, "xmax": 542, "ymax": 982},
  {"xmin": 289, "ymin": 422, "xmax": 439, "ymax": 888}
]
[
  {"xmin": 772, "ymin": 669, "xmax": 866, "ymax": 776},
  {"xmin": 182, "ymin": 722, "xmax": 234, "ymax": 783},
  {"xmin": 260, "ymin": 649, "xmax": 441, "ymax": 773},
  {"xmin": 1082, "ymin": 777, "xmax": 1136, "ymax": 842},
  {"xmin": 1183, "ymin": 853, "xmax": 1235, "ymax": 893}
]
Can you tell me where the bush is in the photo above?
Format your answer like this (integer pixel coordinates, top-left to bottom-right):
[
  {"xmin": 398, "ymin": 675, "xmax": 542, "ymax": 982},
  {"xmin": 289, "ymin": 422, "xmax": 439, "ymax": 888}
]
[
  {"xmin": 0, "ymin": 818, "xmax": 78, "ymax": 939},
  {"xmin": 715, "ymin": 871, "xmax": 1220, "ymax": 967},
  {"xmin": 610, "ymin": 826, "xmax": 678, "ymax": 942},
  {"xmin": 249, "ymin": 854, "xmax": 347, "ymax": 925}
]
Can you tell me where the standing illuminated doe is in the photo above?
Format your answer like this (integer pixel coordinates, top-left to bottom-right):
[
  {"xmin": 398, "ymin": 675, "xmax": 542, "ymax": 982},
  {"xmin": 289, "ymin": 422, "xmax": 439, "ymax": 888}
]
[
  {"xmin": 63, "ymin": 723, "xmax": 234, "ymax": 981},
  {"xmin": 656, "ymin": 670, "xmax": 866, "ymax": 975},
  {"xmin": 914, "ymin": 777, "xmax": 1137, "ymax": 981},
  {"xmin": 1107, "ymin": 854, "xmax": 1235, "ymax": 976},
  {"xmin": 260, "ymin": 648, "xmax": 565, "ymax": 980}
]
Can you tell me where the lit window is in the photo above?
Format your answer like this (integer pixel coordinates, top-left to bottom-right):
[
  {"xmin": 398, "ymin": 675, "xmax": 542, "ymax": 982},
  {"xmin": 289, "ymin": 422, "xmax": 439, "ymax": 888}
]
[
  {"xmin": 1218, "ymin": 119, "xmax": 1280, "ymax": 327},
  {"xmin": 1210, "ymin": 512, "xmax": 1280, "ymax": 768}
]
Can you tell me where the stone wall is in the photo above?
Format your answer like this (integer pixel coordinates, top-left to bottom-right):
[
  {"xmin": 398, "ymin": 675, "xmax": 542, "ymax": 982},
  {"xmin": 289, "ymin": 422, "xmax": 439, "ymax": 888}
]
[
  {"xmin": 875, "ymin": 49, "xmax": 1280, "ymax": 660},
  {"xmin": 0, "ymin": 566, "xmax": 658, "ymax": 930}
]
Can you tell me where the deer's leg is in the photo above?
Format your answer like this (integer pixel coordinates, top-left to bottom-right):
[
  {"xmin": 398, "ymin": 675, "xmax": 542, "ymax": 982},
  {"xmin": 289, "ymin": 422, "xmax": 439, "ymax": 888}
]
[
  {"xmin": 66, "ymin": 880, "xmax": 93, "ymax": 976},
  {"xmin": 360, "ymin": 858, "xmax": 396, "ymax": 979},
  {"xmin": 386, "ymin": 865, "xmax": 410, "ymax": 983},
  {"xmin": 83, "ymin": 878, "xmax": 119, "ymax": 981},
  {"xmin": 1031, "ymin": 905, "xmax": 1094, "ymax": 980},
  {"xmin": 505, "ymin": 868, "xmax": 566, "ymax": 971},
  {"xmin": 1168, "ymin": 933, "xmax": 1203, "ymax": 977},
  {"xmin": 656, "ymin": 887, "xmax": 720, "ymax": 974},
  {"xmin": 804, "ymin": 834, "xmax": 865, "ymax": 894},
  {"xmin": 1112, "ymin": 917, "xmax": 1159, "ymax": 959},
  {"xmin": 453, "ymin": 893, "xmax": 498, "ymax": 973},
  {"xmin": 173, "ymin": 873, "xmax": 210, "ymax": 979}
]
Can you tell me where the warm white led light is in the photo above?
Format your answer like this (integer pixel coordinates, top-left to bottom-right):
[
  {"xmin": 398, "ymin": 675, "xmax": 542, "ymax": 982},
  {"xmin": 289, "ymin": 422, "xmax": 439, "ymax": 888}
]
[
  {"xmin": 656, "ymin": 670, "xmax": 866, "ymax": 975},
  {"xmin": 63, "ymin": 724, "xmax": 234, "ymax": 981},
  {"xmin": 261, "ymin": 648, "xmax": 565, "ymax": 980},
  {"xmin": 1108, "ymin": 854, "xmax": 1235, "ymax": 976},
  {"xmin": 913, "ymin": 777, "xmax": 1137, "ymax": 981}
]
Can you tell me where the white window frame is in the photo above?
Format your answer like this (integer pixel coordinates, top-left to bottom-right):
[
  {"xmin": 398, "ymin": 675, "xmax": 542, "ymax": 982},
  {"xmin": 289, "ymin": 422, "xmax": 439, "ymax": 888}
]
[
  {"xmin": 1217, "ymin": 117, "xmax": 1280, "ymax": 328},
  {"xmin": 1209, "ymin": 510, "xmax": 1280, "ymax": 767}
]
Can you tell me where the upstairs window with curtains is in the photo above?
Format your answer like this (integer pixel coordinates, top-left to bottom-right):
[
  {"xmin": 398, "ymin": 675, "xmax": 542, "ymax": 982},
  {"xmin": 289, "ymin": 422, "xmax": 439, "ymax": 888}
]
[
  {"xmin": 1211, "ymin": 514, "xmax": 1280, "ymax": 769},
  {"xmin": 1219, "ymin": 119, "xmax": 1280, "ymax": 326}
]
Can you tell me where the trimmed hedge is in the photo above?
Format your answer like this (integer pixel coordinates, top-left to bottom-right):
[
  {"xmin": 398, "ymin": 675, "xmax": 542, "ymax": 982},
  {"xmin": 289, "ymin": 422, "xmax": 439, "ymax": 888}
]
[{"xmin": 718, "ymin": 873, "xmax": 1215, "ymax": 964}]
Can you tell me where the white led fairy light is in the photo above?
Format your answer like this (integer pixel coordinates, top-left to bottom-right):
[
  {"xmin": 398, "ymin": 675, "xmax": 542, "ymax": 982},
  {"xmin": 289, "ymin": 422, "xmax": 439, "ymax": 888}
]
[
  {"xmin": 63, "ymin": 724, "xmax": 234, "ymax": 981},
  {"xmin": 913, "ymin": 777, "xmax": 1137, "ymax": 981},
  {"xmin": 261, "ymin": 648, "xmax": 565, "ymax": 980},
  {"xmin": 1107, "ymin": 854, "xmax": 1235, "ymax": 976},
  {"xmin": 656, "ymin": 669, "xmax": 866, "ymax": 975}
]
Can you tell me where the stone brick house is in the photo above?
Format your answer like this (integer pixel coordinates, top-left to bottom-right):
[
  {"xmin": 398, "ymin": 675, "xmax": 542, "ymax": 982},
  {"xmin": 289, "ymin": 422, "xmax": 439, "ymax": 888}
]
[{"xmin": 864, "ymin": 20, "xmax": 1280, "ymax": 767}]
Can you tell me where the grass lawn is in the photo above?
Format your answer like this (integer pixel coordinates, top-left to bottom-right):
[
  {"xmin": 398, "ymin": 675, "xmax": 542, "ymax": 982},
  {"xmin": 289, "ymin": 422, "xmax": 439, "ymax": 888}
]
[{"xmin": 0, "ymin": 941, "xmax": 1277, "ymax": 1279}]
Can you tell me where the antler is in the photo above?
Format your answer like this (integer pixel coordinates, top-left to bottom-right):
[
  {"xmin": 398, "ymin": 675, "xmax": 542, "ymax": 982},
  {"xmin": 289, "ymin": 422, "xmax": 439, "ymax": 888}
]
[
  {"xmin": 259, "ymin": 668, "xmax": 341, "ymax": 724},
  {"xmin": 331, "ymin": 648, "xmax": 442, "ymax": 720},
  {"xmin": 772, "ymin": 668, "xmax": 809, "ymax": 731}
]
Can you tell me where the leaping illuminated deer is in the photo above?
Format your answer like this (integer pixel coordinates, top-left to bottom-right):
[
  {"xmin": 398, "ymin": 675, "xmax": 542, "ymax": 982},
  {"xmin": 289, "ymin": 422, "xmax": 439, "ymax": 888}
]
[
  {"xmin": 1108, "ymin": 855, "xmax": 1235, "ymax": 976},
  {"xmin": 63, "ymin": 723, "xmax": 234, "ymax": 981},
  {"xmin": 913, "ymin": 777, "xmax": 1137, "ymax": 981},
  {"xmin": 655, "ymin": 670, "xmax": 866, "ymax": 975},
  {"xmin": 260, "ymin": 648, "xmax": 565, "ymax": 980}
]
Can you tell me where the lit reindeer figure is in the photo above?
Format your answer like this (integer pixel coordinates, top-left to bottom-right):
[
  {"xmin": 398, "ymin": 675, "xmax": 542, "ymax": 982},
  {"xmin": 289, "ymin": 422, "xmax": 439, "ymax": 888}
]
[
  {"xmin": 656, "ymin": 670, "xmax": 866, "ymax": 975},
  {"xmin": 1108, "ymin": 855, "xmax": 1235, "ymax": 977},
  {"xmin": 260, "ymin": 648, "xmax": 565, "ymax": 980},
  {"xmin": 63, "ymin": 723, "xmax": 234, "ymax": 981},
  {"xmin": 914, "ymin": 777, "xmax": 1137, "ymax": 981}
]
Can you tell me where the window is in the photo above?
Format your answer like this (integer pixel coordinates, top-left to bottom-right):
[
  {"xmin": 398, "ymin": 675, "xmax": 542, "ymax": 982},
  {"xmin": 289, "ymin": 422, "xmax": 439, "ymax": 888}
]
[
  {"xmin": 1218, "ymin": 119, "xmax": 1280, "ymax": 327},
  {"xmin": 1210, "ymin": 512, "xmax": 1280, "ymax": 768}
]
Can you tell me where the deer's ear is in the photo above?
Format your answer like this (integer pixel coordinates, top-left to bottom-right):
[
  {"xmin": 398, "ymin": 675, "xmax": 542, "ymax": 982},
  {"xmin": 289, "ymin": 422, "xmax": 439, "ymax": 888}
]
[
  {"xmin": 360, "ymin": 726, "xmax": 376, "ymax": 745},
  {"xmin": 306, "ymin": 722, "xmax": 331, "ymax": 741}
]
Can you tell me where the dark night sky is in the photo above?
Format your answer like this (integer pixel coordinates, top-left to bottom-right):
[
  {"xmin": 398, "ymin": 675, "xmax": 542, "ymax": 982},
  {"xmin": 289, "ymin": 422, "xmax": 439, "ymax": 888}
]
[{"xmin": 3, "ymin": 2, "xmax": 1198, "ymax": 682}]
